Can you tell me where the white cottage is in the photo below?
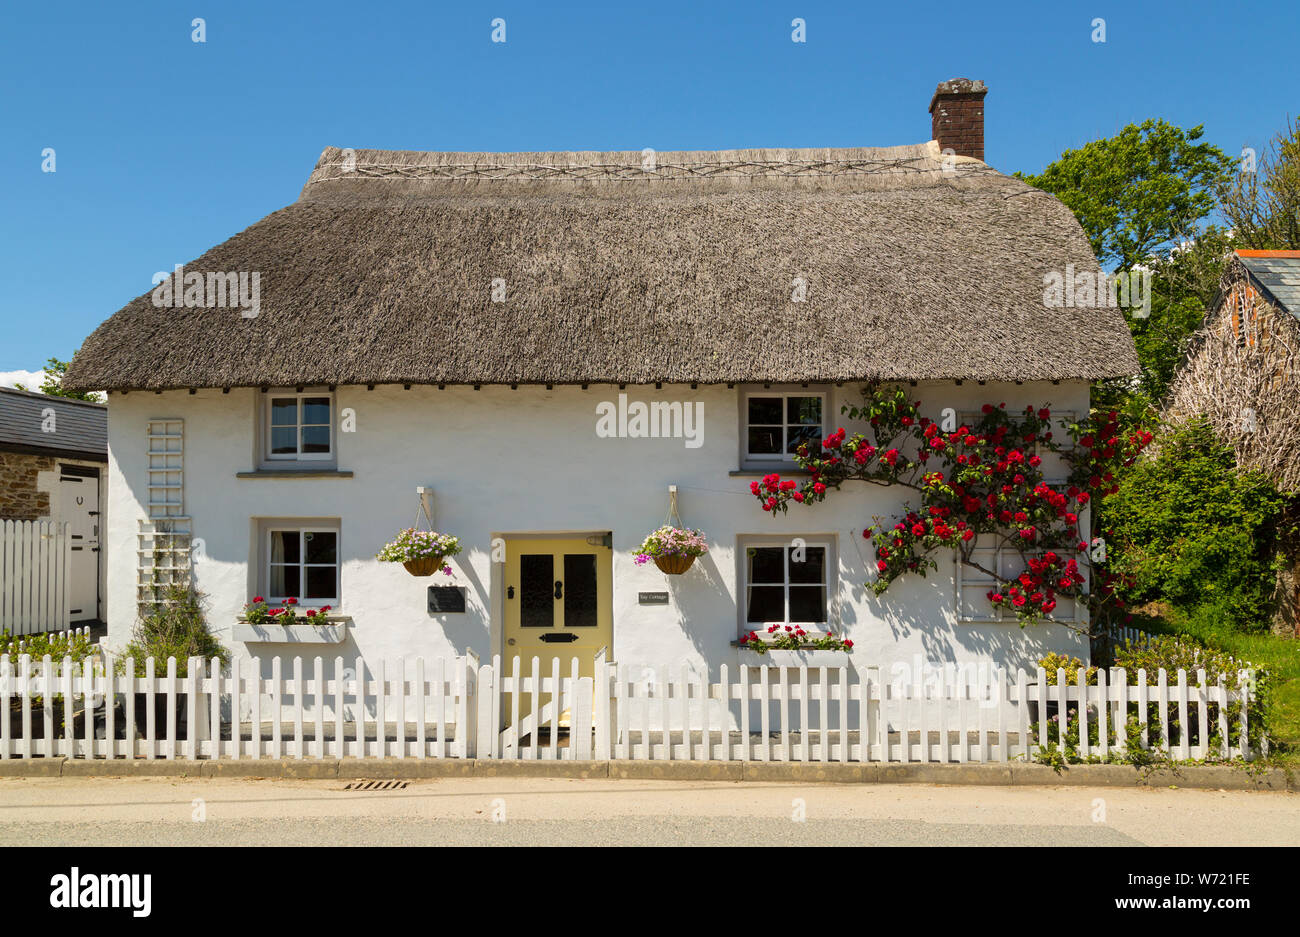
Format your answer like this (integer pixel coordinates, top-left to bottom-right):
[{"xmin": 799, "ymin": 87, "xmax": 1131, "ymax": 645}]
[{"xmin": 64, "ymin": 80, "xmax": 1138, "ymax": 707}]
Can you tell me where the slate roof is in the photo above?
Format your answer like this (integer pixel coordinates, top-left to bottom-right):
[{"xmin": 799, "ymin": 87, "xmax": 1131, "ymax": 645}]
[
  {"xmin": 0, "ymin": 387, "xmax": 107, "ymax": 460},
  {"xmin": 1238, "ymin": 250, "xmax": 1300, "ymax": 317}
]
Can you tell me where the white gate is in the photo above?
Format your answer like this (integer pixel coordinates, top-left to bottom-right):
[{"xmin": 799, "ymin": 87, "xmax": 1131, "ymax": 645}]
[{"xmin": 0, "ymin": 520, "xmax": 72, "ymax": 635}]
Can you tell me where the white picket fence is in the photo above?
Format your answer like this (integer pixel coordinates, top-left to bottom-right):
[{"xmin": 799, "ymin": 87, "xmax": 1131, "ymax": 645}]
[
  {"xmin": 0, "ymin": 653, "xmax": 475, "ymax": 760},
  {"xmin": 0, "ymin": 520, "xmax": 72, "ymax": 636},
  {"xmin": 0, "ymin": 652, "xmax": 1262, "ymax": 763}
]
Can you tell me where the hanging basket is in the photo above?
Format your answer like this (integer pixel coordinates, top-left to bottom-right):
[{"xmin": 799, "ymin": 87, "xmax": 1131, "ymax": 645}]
[
  {"xmin": 654, "ymin": 553, "xmax": 696, "ymax": 575},
  {"xmin": 402, "ymin": 555, "xmax": 445, "ymax": 577}
]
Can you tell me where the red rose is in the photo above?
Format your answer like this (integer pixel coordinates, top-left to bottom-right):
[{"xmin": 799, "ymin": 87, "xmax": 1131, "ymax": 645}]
[
  {"xmin": 876, "ymin": 560, "xmax": 888, "ymax": 572},
  {"xmin": 961, "ymin": 530, "xmax": 974, "ymax": 541},
  {"xmin": 813, "ymin": 482, "xmax": 826, "ymax": 494}
]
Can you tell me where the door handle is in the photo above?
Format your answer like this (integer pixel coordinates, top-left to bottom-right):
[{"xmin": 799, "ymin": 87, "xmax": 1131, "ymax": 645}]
[
  {"xmin": 554, "ymin": 580, "xmax": 563, "ymax": 599},
  {"xmin": 508, "ymin": 586, "xmax": 515, "ymax": 599},
  {"xmin": 539, "ymin": 633, "xmax": 578, "ymax": 643}
]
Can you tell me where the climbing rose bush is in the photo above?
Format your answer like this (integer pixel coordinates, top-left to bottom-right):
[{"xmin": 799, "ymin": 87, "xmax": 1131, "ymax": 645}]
[
  {"xmin": 634, "ymin": 526, "xmax": 709, "ymax": 565},
  {"xmin": 750, "ymin": 384, "xmax": 1152, "ymax": 627}
]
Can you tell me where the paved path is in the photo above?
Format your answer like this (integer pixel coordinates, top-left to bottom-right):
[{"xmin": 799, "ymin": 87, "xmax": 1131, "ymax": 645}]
[{"xmin": 0, "ymin": 777, "xmax": 1294, "ymax": 846}]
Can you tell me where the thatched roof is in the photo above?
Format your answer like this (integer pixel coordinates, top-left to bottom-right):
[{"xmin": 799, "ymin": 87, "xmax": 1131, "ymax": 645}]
[{"xmin": 64, "ymin": 142, "xmax": 1138, "ymax": 392}]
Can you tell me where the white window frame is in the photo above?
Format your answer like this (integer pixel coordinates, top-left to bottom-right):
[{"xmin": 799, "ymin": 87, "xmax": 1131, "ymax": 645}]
[
  {"xmin": 742, "ymin": 389, "xmax": 828, "ymax": 464},
  {"xmin": 264, "ymin": 525, "xmax": 340, "ymax": 607},
  {"xmin": 737, "ymin": 537, "xmax": 835, "ymax": 636},
  {"xmin": 264, "ymin": 390, "xmax": 335, "ymax": 463}
]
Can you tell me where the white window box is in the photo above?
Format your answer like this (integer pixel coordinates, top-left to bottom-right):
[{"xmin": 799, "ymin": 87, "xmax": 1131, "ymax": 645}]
[
  {"xmin": 736, "ymin": 647, "xmax": 851, "ymax": 668},
  {"xmin": 233, "ymin": 619, "xmax": 349, "ymax": 645}
]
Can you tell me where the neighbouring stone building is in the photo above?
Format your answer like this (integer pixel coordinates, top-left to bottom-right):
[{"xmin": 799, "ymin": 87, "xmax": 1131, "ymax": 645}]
[{"xmin": 0, "ymin": 386, "xmax": 108, "ymax": 625}]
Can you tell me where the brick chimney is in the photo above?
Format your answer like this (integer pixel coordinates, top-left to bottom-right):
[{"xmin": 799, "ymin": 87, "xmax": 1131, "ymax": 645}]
[{"xmin": 928, "ymin": 78, "xmax": 988, "ymax": 161}]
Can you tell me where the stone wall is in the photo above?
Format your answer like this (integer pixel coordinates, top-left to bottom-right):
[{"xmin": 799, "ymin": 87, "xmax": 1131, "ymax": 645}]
[{"xmin": 0, "ymin": 450, "xmax": 54, "ymax": 520}]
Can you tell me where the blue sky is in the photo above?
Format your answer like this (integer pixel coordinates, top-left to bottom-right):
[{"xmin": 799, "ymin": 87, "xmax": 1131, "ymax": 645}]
[{"xmin": 1, "ymin": 0, "xmax": 1297, "ymax": 378}]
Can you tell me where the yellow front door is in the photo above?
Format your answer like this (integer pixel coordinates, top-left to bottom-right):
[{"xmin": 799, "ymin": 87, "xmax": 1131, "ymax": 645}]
[{"xmin": 503, "ymin": 537, "xmax": 613, "ymax": 728}]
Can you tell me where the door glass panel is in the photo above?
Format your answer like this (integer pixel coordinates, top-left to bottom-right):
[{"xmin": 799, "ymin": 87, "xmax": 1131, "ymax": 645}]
[
  {"xmin": 520, "ymin": 554, "xmax": 554, "ymax": 628},
  {"xmin": 563, "ymin": 554, "xmax": 598, "ymax": 627}
]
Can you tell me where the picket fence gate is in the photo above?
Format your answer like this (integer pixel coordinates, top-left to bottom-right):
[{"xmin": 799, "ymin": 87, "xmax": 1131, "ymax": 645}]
[
  {"xmin": 0, "ymin": 651, "xmax": 1261, "ymax": 763},
  {"xmin": 0, "ymin": 520, "xmax": 72, "ymax": 636}
]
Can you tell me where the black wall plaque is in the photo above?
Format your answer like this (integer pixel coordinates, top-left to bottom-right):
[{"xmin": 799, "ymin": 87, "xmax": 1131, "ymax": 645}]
[
  {"xmin": 638, "ymin": 591, "xmax": 670, "ymax": 605},
  {"xmin": 427, "ymin": 586, "xmax": 467, "ymax": 614}
]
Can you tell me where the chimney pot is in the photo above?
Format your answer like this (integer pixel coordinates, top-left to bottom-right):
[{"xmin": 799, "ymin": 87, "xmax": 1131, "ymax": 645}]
[{"xmin": 929, "ymin": 78, "xmax": 988, "ymax": 161}]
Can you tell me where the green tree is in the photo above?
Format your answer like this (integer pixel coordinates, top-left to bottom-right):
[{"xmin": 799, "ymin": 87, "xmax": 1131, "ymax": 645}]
[
  {"xmin": 14, "ymin": 354, "xmax": 101, "ymax": 402},
  {"xmin": 1019, "ymin": 121, "xmax": 1237, "ymax": 407},
  {"xmin": 1017, "ymin": 120, "xmax": 1235, "ymax": 269},
  {"xmin": 1219, "ymin": 119, "xmax": 1300, "ymax": 250}
]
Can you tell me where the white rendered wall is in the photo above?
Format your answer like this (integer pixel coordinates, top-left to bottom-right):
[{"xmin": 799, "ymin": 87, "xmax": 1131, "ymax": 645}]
[{"xmin": 104, "ymin": 381, "xmax": 1091, "ymax": 681}]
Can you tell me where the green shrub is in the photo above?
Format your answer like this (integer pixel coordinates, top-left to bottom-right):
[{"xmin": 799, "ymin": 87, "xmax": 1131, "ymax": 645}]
[
  {"xmin": 1113, "ymin": 634, "xmax": 1251, "ymax": 682},
  {"xmin": 1101, "ymin": 419, "xmax": 1289, "ymax": 631},
  {"xmin": 0, "ymin": 629, "xmax": 96, "ymax": 664},
  {"xmin": 1037, "ymin": 653, "xmax": 1098, "ymax": 686},
  {"xmin": 118, "ymin": 585, "xmax": 228, "ymax": 678}
]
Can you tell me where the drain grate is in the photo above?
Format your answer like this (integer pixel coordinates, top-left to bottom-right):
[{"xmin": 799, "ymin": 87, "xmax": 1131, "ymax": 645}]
[{"xmin": 342, "ymin": 779, "xmax": 410, "ymax": 791}]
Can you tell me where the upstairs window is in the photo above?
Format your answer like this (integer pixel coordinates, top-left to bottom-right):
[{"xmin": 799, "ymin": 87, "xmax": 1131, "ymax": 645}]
[
  {"xmin": 265, "ymin": 391, "xmax": 333, "ymax": 462},
  {"xmin": 745, "ymin": 392, "xmax": 825, "ymax": 462}
]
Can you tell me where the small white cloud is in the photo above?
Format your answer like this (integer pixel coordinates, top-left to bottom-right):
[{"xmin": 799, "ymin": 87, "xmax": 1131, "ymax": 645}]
[{"xmin": 0, "ymin": 369, "xmax": 44, "ymax": 390}]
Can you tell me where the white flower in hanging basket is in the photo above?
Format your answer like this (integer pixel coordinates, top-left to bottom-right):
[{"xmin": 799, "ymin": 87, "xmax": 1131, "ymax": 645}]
[
  {"xmin": 634, "ymin": 526, "xmax": 708, "ymax": 575},
  {"xmin": 376, "ymin": 528, "xmax": 462, "ymax": 577}
]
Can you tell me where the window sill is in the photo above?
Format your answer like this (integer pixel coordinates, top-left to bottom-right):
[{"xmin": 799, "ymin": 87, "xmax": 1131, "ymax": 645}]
[
  {"xmin": 237, "ymin": 469, "xmax": 353, "ymax": 479},
  {"xmin": 729, "ymin": 468, "xmax": 812, "ymax": 477},
  {"xmin": 732, "ymin": 646, "xmax": 853, "ymax": 668},
  {"xmin": 233, "ymin": 618, "xmax": 350, "ymax": 644}
]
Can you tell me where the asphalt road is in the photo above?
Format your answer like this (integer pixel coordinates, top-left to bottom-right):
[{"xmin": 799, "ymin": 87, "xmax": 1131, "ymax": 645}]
[{"xmin": 0, "ymin": 777, "xmax": 1294, "ymax": 846}]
